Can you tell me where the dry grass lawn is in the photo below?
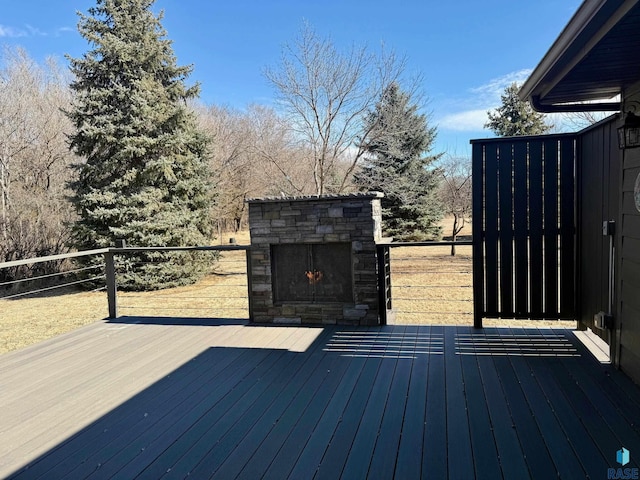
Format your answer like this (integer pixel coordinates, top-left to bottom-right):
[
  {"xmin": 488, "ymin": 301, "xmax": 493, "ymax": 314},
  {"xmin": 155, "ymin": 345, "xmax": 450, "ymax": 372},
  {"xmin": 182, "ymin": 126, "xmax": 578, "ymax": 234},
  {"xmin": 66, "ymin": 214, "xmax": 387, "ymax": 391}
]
[{"xmin": 0, "ymin": 218, "xmax": 575, "ymax": 355}]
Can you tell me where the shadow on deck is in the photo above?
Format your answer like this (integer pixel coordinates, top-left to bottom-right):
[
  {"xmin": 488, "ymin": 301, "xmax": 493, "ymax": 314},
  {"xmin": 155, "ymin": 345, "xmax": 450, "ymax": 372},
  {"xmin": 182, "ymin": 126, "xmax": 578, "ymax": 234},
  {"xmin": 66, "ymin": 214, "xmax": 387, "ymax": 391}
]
[{"xmin": 2, "ymin": 320, "xmax": 640, "ymax": 479}]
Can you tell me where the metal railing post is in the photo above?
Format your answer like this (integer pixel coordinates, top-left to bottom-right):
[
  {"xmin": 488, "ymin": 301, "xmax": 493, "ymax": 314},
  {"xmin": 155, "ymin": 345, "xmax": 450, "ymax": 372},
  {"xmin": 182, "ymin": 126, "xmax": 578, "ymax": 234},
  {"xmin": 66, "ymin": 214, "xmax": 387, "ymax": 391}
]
[
  {"xmin": 377, "ymin": 244, "xmax": 392, "ymax": 326},
  {"xmin": 246, "ymin": 248, "xmax": 253, "ymax": 322},
  {"xmin": 105, "ymin": 250, "xmax": 118, "ymax": 318}
]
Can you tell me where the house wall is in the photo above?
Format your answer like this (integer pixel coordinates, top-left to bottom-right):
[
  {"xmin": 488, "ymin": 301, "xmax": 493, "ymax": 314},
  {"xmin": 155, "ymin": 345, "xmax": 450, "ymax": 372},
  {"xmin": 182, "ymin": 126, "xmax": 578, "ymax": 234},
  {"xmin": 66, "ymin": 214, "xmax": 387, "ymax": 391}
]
[
  {"xmin": 617, "ymin": 86, "xmax": 640, "ymax": 382},
  {"xmin": 576, "ymin": 117, "xmax": 620, "ymax": 346}
]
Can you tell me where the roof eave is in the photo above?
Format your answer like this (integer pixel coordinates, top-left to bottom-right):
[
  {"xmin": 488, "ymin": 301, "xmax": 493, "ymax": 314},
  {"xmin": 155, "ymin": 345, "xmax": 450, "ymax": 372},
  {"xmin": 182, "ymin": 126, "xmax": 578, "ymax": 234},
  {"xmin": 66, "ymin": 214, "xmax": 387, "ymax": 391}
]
[{"xmin": 519, "ymin": 0, "xmax": 638, "ymax": 112}]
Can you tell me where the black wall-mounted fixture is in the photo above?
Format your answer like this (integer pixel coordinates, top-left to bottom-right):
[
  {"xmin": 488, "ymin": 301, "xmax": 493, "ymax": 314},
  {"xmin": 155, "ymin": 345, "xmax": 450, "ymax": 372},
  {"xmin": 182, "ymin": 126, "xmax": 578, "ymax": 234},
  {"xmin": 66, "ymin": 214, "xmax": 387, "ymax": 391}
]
[{"xmin": 617, "ymin": 111, "xmax": 640, "ymax": 149}]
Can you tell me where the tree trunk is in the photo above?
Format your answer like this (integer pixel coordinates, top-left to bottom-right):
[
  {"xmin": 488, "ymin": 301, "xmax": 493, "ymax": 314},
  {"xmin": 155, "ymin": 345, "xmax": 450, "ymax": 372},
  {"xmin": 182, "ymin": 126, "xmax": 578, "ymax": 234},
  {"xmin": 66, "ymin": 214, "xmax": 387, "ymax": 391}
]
[
  {"xmin": 450, "ymin": 214, "xmax": 459, "ymax": 256},
  {"xmin": 1, "ymin": 161, "xmax": 8, "ymax": 242}
]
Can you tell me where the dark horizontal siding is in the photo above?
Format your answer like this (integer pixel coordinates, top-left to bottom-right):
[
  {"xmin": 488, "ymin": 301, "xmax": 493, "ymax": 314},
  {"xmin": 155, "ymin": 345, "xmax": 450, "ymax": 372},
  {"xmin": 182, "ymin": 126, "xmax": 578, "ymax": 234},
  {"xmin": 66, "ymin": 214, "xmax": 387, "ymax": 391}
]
[{"xmin": 619, "ymin": 144, "xmax": 640, "ymax": 384}]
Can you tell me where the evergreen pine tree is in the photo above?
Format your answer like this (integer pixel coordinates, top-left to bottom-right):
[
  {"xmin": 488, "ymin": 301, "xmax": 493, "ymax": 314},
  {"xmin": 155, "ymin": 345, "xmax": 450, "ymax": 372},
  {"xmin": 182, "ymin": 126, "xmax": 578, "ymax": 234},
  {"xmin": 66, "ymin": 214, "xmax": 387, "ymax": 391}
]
[
  {"xmin": 355, "ymin": 83, "xmax": 442, "ymax": 241},
  {"xmin": 67, "ymin": 0, "xmax": 214, "ymax": 290},
  {"xmin": 485, "ymin": 82, "xmax": 552, "ymax": 136}
]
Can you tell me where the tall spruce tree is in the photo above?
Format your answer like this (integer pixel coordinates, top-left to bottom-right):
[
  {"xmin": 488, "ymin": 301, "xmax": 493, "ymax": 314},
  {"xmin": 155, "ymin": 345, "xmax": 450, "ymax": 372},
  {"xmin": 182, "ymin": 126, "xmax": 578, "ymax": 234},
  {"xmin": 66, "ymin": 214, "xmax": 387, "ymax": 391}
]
[
  {"xmin": 68, "ymin": 0, "xmax": 214, "ymax": 290},
  {"xmin": 485, "ymin": 82, "xmax": 552, "ymax": 136},
  {"xmin": 355, "ymin": 83, "xmax": 442, "ymax": 241}
]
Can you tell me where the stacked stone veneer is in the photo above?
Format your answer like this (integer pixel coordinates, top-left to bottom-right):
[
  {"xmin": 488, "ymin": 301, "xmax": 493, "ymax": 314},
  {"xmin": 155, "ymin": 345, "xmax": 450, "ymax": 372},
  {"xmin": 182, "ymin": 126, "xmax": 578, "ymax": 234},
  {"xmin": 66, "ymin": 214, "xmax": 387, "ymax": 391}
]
[{"xmin": 247, "ymin": 193, "xmax": 384, "ymax": 325}]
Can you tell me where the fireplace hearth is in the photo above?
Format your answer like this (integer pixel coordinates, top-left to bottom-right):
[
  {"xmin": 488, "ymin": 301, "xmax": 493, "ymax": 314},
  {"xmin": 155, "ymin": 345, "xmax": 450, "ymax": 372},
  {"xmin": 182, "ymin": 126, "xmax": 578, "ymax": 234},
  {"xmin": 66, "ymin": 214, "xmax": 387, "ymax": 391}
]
[{"xmin": 247, "ymin": 193, "xmax": 387, "ymax": 325}]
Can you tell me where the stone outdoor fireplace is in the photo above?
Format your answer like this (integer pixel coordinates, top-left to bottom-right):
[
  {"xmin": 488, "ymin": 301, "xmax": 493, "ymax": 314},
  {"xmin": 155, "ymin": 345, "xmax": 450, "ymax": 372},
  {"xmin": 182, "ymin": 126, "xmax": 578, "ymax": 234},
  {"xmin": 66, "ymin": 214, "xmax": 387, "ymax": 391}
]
[{"xmin": 247, "ymin": 193, "xmax": 387, "ymax": 325}]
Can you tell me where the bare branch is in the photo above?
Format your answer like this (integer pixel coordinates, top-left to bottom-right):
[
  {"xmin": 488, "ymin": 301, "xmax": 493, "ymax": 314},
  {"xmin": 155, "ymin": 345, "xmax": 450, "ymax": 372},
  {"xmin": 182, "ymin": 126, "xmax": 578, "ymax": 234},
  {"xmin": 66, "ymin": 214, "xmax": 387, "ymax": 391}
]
[{"xmin": 264, "ymin": 22, "xmax": 406, "ymax": 194}]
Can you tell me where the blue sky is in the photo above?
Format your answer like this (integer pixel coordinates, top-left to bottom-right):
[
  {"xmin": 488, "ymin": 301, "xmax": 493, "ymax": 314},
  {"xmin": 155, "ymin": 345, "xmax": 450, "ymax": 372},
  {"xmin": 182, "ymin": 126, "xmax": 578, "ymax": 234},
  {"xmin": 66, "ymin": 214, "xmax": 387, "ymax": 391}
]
[{"xmin": 1, "ymin": 0, "xmax": 583, "ymax": 157}]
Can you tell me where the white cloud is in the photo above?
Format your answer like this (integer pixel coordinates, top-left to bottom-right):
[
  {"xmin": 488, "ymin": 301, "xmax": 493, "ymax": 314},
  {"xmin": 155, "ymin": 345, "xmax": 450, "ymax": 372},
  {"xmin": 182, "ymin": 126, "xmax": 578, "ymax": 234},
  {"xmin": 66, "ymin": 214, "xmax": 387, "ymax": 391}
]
[
  {"xmin": 0, "ymin": 25, "xmax": 27, "ymax": 38},
  {"xmin": 439, "ymin": 109, "xmax": 489, "ymax": 132},
  {"xmin": 469, "ymin": 69, "xmax": 533, "ymax": 104},
  {"xmin": 436, "ymin": 69, "xmax": 535, "ymax": 133},
  {"xmin": 25, "ymin": 25, "xmax": 47, "ymax": 37},
  {"xmin": 55, "ymin": 27, "xmax": 75, "ymax": 36},
  {"xmin": 0, "ymin": 24, "xmax": 61, "ymax": 39}
]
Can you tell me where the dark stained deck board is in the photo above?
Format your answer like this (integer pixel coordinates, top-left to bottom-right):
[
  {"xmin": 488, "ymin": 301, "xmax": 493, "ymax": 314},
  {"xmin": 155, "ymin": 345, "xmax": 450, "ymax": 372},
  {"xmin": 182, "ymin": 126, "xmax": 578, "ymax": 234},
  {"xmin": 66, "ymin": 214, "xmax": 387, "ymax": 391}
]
[
  {"xmin": 2, "ymin": 320, "xmax": 246, "ymax": 412},
  {"xmin": 507, "ymin": 342, "xmax": 588, "ymax": 479},
  {"xmin": 552, "ymin": 328, "xmax": 640, "ymax": 433},
  {"xmin": 443, "ymin": 326, "xmax": 475, "ymax": 479},
  {"xmin": 113, "ymin": 328, "xmax": 318, "ymax": 480},
  {"xmin": 261, "ymin": 337, "xmax": 370, "ymax": 480},
  {"xmin": 491, "ymin": 330, "xmax": 558, "ymax": 479},
  {"xmin": 6, "ymin": 323, "xmax": 308, "ymax": 479},
  {"xmin": 17, "ymin": 339, "xmax": 249, "ymax": 479},
  {"xmin": 79, "ymin": 349, "xmax": 282, "ymax": 479},
  {"xmin": 457, "ymin": 327, "xmax": 502, "ymax": 480},
  {"xmin": 188, "ymin": 328, "xmax": 343, "ymax": 480},
  {"xmin": 393, "ymin": 325, "xmax": 431, "ymax": 480},
  {"xmin": 475, "ymin": 336, "xmax": 532, "ymax": 479},
  {"xmin": 312, "ymin": 329, "xmax": 394, "ymax": 480},
  {"xmin": 4, "ymin": 323, "xmax": 218, "ymax": 467},
  {"xmin": 366, "ymin": 327, "xmax": 418, "ymax": 478},
  {"xmin": 552, "ymin": 342, "xmax": 640, "ymax": 446},
  {"xmin": 3, "ymin": 323, "xmax": 640, "ymax": 479},
  {"xmin": 29, "ymin": 326, "xmax": 304, "ymax": 479},
  {"xmin": 525, "ymin": 345, "xmax": 611, "ymax": 474},
  {"xmin": 233, "ymin": 330, "xmax": 357, "ymax": 480},
  {"xmin": 337, "ymin": 333, "xmax": 400, "ymax": 479},
  {"xmin": 285, "ymin": 330, "xmax": 386, "ymax": 479},
  {"xmin": 422, "ymin": 325, "xmax": 447, "ymax": 478},
  {"xmin": 1, "ymin": 322, "xmax": 187, "ymax": 408},
  {"xmin": 547, "ymin": 355, "xmax": 633, "ymax": 460}
]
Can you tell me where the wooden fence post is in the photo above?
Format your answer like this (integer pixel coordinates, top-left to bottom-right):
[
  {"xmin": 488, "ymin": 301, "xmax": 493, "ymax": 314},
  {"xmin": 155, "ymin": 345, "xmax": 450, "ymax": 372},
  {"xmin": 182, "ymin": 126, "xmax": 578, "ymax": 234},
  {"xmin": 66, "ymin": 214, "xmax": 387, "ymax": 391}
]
[{"xmin": 105, "ymin": 251, "xmax": 117, "ymax": 319}]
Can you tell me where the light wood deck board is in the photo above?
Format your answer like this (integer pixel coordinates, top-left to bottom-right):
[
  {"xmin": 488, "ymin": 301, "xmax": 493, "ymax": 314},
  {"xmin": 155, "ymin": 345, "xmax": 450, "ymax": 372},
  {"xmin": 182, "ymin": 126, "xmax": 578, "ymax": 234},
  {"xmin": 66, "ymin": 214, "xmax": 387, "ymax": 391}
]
[{"xmin": 2, "ymin": 322, "xmax": 640, "ymax": 479}]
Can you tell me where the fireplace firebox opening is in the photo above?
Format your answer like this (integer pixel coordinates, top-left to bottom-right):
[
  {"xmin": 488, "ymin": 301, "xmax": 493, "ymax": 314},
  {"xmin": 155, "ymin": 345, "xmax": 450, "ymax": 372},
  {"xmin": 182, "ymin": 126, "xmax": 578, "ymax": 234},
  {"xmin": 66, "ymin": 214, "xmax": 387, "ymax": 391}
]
[{"xmin": 271, "ymin": 243, "xmax": 353, "ymax": 304}]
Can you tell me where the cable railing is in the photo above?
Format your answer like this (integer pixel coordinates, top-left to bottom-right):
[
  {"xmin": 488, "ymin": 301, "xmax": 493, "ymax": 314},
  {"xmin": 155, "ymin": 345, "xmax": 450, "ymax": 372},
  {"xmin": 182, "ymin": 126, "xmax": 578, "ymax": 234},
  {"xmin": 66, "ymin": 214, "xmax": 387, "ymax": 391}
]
[
  {"xmin": 0, "ymin": 249, "xmax": 110, "ymax": 301},
  {"xmin": 0, "ymin": 245, "xmax": 252, "ymax": 354},
  {"xmin": 2, "ymin": 240, "xmax": 475, "ymax": 339},
  {"xmin": 382, "ymin": 242, "xmax": 474, "ymax": 325},
  {"xmin": 0, "ymin": 245, "xmax": 251, "ymax": 319},
  {"xmin": 114, "ymin": 246, "xmax": 250, "ymax": 318}
]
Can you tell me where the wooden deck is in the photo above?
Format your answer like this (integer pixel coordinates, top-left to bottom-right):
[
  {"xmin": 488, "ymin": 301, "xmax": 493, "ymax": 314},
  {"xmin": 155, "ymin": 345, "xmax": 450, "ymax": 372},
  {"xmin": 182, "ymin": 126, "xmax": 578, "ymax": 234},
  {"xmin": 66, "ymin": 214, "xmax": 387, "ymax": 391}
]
[{"xmin": 1, "ymin": 318, "xmax": 640, "ymax": 479}]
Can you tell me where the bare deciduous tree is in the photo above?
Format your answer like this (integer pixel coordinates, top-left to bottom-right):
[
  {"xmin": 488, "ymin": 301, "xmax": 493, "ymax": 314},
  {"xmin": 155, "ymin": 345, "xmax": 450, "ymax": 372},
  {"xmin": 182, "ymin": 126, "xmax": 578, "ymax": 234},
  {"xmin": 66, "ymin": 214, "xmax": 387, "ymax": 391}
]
[
  {"xmin": 264, "ymin": 22, "xmax": 405, "ymax": 195},
  {"xmin": 559, "ymin": 110, "xmax": 612, "ymax": 131},
  {"xmin": 439, "ymin": 155, "xmax": 472, "ymax": 256},
  {"xmin": 0, "ymin": 47, "xmax": 76, "ymax": 270},
  {"xmin": 195, "ymin": 103, "xmax": 315, "ymax": 234}
]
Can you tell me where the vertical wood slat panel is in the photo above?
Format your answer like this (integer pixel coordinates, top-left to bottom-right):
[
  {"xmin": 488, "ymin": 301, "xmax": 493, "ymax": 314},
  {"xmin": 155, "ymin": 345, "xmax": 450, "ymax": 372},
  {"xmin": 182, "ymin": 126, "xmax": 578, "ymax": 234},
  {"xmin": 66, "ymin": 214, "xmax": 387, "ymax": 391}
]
[
  {"xmin": 528, "ymin": 141, "xmax": 544, "ymax": 318},
  {"xmin": 472, "ymin": 143, "xmax": 485, "ymax": 328},
  {"xmin": 560, "ymin": 138, "xmax": 576, "ymax": 318},
  {"xmin": 513, "ymin": 142, "xmax": 529, "ymax": 317},
  {"xmin": 484, "ymin": 145, "xmax": 500, "ymax": 317},
  {"xmin": 498, "ymin": 143, "xmax": 514, "ymax": 315},
  {"xmin": 544, "ymin": 139, "xmax": 559, "ymax": 317},
  {"xmin": 472, "ymin": 134, "xmax": 577, "ymax": 322}
]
